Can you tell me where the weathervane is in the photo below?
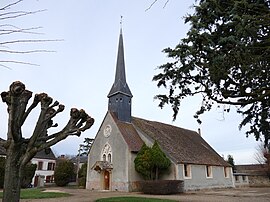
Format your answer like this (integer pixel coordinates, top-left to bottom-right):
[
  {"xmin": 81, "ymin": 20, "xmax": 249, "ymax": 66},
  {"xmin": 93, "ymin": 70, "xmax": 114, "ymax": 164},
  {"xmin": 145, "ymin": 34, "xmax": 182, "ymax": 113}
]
[{"xmin": 120, "ymin": 15, "xmax": 123, "ymax": 28}]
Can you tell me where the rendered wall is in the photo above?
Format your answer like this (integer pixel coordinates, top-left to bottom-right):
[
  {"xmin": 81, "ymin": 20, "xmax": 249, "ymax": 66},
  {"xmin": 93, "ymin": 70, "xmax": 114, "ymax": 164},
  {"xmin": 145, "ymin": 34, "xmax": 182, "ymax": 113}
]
[
  {"xmin": 86, "ymin": 113, "xmax": 130, "ymax": 191},
  {"xmin": 177, "ymin": 164, "xmax": 235, "ymax": 190},
  {"xmin": 31, "ymin": 158, "xmax": 55, "ymax": 185}
]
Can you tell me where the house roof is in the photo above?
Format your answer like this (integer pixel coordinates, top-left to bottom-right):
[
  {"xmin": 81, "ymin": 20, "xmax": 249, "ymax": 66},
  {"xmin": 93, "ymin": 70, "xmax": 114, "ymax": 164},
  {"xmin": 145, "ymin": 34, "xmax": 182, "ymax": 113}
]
[
  {"xmin": 0, "ymin": 144, "xmax": 56, "ymax": 160},
  {"xmin": 132, "ymin": 117, "xmax": 230, "ymax": 167},
  {"xmin": 33, "ymin": 148, "xmax": 56, "ymax": 160},
  {"xmin": 235, "ymin": 164, "xmax": 268, "ymax": 176}
]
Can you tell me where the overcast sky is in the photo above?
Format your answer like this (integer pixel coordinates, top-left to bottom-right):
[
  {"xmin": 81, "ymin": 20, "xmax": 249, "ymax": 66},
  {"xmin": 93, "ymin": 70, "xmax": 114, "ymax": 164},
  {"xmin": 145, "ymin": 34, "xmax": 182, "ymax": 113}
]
[{"xmin": 0, "ymin": 0, "xmax": 261, "ymax": 164}]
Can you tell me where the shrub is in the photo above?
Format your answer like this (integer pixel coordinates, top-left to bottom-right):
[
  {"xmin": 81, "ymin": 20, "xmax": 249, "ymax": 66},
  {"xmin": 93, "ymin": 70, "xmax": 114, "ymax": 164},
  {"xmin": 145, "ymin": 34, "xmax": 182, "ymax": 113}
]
[
  {"xmin": 21, "ymin": 163, "xmax": 37, "ymax": 188},
  {"xmin": 0, "ymin": 157, "xmax": 5, "ymax": 188},
  {"xmin": 134, "ymin": 141, "xmax": 171, "ymax": 180},
  {"xmin": 0, "ymin": 157, "xmax": 36, "ymax": 188},
  {"xmin": 54, "ymin": 159, "xmax": 75, "ymax": 186},
  {"xmin": 78, "ymin": 163, "xmax": 87, "ymax": 187}
]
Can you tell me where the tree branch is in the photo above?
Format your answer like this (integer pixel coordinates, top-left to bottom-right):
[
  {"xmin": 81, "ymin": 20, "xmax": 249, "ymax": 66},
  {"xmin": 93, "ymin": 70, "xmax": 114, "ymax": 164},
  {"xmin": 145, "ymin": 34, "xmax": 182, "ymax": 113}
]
[
  {"xmin": 0, "ymin": 0, "xmax": 23, "ymax": 11},
  {"xmin": 36, "ymin": 109, "xmax": 94, "ymax": 150}
]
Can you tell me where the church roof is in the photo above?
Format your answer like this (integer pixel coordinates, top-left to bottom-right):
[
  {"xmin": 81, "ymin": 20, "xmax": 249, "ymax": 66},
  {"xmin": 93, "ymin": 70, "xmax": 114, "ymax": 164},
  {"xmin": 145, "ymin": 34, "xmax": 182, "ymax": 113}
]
[
  {"xmin": 110, "ymin": 112, "xmax": 143, "ymax": 152},
  {"xmin": 108, "ymin": 29, "xmax": 132, "ymax": 98},
  {"xmin": 132, "ymin": 117, "xmax": 230, "ymax": 167}
]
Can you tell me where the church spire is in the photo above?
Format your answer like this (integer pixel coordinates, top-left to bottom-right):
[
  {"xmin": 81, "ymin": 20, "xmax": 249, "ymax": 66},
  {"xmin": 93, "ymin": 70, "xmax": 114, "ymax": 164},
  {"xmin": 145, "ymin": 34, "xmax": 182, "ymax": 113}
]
[
  {"xmin": 107, "ymin": 27, "xmax": 132, "ymax": 123},
  {"xmin": 107, "ymin": 28, "xmax": 132, "ymax": 98}
]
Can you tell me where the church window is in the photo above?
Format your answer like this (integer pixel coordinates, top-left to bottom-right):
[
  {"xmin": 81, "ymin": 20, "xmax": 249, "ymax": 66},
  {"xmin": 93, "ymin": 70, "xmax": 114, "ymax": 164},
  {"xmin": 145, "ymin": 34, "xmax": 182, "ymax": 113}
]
[
  {"xmin": 183, "ymin": 164, "xmax": 191, "ymax": 178},
  {"xmin": 108, "ymin": 154, "xmax": 111, "ymax": 163},
  {"xmin": 101, "ymin": 143, "xmax": 112, "ymax": 162},
  {"xmin": 206, "ymin": 165, "xmax": 213, "ymax": 178}
]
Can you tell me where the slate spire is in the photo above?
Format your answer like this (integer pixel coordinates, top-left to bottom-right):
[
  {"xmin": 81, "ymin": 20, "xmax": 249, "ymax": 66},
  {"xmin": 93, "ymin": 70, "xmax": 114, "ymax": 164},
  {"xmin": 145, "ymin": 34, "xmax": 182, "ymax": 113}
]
[
  {"xmin": 108, "ymin": 28, "xmax": 132, "ymax": 97},
  {"xmin": 107, "ymin": 28, "xmax": 132, "ymax": 122}
]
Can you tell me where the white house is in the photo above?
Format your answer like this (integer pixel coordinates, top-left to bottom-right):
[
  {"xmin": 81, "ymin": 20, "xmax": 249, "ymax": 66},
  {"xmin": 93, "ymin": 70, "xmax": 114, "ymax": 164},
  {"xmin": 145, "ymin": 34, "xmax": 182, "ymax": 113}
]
[{"xmin": 31, "ymin": 148, "xmax": 56, "ymax": 187}]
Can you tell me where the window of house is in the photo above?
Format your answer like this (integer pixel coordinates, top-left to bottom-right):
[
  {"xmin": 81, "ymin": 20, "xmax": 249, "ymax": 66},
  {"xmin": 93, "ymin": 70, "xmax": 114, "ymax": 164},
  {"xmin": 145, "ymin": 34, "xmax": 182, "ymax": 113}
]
[
  {"xmin": 38, "ymin": 161, "xmax": 43, "ymax": 170},
  {"xmin": 242, "ymin": 175, "xmax": 247, "ymax": 181},
  {"xmin": 47, "ymin": 162, "xmax": 55, "ymax": 171},
  {"xmin": 224, "ymin": 167, "xmax": 229, "ymax": 178},
  {"xmin": 206, "ymin": 165, "xmax": 212, "ymax": 178},
  {"xmin": 103, "ymin": 154, "xmax": 106, "ymax": 161},
  {"xmin": 235, "ymin": 175, "xmax": 239, "ymax": 182},
  {"xmin": 46, "ymin": 176, "xmax": 51, "ymax": 183},
  {"xmin": 183, "ymin": 164, "xmax": 191, "ymax": 178}
]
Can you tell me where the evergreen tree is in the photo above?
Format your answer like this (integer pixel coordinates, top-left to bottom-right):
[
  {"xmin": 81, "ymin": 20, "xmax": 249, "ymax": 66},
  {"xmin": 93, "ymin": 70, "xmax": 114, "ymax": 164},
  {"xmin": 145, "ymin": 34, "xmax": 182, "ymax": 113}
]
[
  {"xmin": 78, "ymin": 163, "xmax": 87, "ymax": 187},
  {"xmin": 134, "ymin": 144, "xmax": 153, "ymax": 180},
  {"xmin": 153, "ymin": 0, "xmax": 270, "ymax": 145},
  {"xmin": 226, "ymin": 154, "xmax": 236, "ymax": 173},
  {"xmin": 151, "ymin": 141, "xmax": 171, "ymax": 180},
  {"xmin": 54, "ymin": 159, "xmax": 76, "ymax": 186},
  {"xmin": 134, "ymin": 141, "xmax": 171, "ymax": 180}
]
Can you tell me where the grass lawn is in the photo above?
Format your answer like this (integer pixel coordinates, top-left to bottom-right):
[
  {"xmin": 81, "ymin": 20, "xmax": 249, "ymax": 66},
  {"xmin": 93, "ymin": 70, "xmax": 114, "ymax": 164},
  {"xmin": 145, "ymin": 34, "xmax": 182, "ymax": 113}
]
[
  {"xmin": 95, "ymin": 197, "xmax": 178, "ymax": 202},
  {"xmin": 0, "ymin": 188, "xmax": 71, "ymax": 199}
]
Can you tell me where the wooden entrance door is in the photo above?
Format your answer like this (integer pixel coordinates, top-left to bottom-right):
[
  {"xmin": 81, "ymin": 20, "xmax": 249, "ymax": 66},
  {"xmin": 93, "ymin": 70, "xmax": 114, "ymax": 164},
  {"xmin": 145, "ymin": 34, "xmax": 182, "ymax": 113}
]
[{"xmin": 104, "ymin": 170, "xmax": 110, "ymax": 190}]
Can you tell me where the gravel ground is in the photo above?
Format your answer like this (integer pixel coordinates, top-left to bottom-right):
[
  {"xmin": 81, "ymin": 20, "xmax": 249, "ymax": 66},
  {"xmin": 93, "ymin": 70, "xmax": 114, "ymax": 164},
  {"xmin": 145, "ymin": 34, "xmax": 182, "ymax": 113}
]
[{"xmin": 21, "ymin": 187, "xmax": 270, "ymax": 202}]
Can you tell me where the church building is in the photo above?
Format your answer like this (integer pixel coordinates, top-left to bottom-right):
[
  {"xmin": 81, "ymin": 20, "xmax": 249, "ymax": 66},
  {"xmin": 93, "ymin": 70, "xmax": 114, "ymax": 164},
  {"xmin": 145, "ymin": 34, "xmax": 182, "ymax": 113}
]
[{"xmin": 86, "ymin": 29, "xmax": 235, "ymax": 192}]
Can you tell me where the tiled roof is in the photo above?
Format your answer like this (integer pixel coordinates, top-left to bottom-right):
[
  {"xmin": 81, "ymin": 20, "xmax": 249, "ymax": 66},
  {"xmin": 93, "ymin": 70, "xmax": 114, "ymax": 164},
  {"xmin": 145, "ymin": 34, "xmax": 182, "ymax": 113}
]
[
  {"xmin": 235, "ymin": 164, "xmax": 268, "ymax": 175},
  {"xmin": 34, "ymin": 148, "xmax": 56, "ymax": 160},
  {"xmin": 110, "ymin": 112, "xmax": 144, "ymax": 152},
  {"xmin": 132, "ymin": 117, "xmax": 230, "ymax": 167}
]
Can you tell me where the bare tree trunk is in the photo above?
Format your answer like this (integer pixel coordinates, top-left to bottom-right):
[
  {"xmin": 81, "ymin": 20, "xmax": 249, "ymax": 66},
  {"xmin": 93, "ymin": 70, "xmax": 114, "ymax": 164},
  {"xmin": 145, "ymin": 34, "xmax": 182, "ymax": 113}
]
[{"xmin": 3, "ymin": 142, "xmax": 23, "ymax": 202}]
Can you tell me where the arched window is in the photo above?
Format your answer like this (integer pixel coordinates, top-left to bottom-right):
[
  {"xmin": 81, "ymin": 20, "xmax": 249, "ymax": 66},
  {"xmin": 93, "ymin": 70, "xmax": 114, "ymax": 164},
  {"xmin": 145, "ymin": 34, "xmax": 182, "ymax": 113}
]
[
  {"xmin": 108, "ymin": 154, "xmax": 111, "ymax": 163},
  {"xmin": 101, "ymin": 143, "xmax": 112, "ymax": 162}
]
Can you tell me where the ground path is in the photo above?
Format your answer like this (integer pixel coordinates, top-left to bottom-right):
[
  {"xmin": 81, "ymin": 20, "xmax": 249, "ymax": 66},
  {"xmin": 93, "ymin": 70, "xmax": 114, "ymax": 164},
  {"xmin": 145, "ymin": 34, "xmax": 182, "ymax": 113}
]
[{"xmin": 21, "ymin": 187, "xmax": 270, "ymax": 202}]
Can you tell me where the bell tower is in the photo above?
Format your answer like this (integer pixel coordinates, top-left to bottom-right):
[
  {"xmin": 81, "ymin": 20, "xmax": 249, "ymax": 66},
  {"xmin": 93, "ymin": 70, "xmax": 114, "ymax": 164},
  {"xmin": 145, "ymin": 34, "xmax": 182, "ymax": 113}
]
[{"xmin": 107, "ymin": 28, "xmax": 132, "ymax": 122}]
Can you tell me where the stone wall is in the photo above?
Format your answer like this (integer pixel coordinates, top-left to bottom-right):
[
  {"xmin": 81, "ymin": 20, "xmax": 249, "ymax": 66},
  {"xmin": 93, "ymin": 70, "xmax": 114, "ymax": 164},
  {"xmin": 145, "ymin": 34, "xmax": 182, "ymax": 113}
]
[{"xmin": 248, "ymin": 175, "xmax": 270, "ymax": 187}]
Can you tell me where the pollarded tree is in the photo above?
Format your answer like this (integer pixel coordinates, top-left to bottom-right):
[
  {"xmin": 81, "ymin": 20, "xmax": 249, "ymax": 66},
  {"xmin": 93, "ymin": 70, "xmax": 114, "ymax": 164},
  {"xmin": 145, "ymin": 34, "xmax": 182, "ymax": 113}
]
[
  {"xmin": 0, "ymin": 81, "xmax": 94, "ymax": 202},
  {"xmin": 153, "ymin": 0, "xmax": 270, "ymax": 145}
]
